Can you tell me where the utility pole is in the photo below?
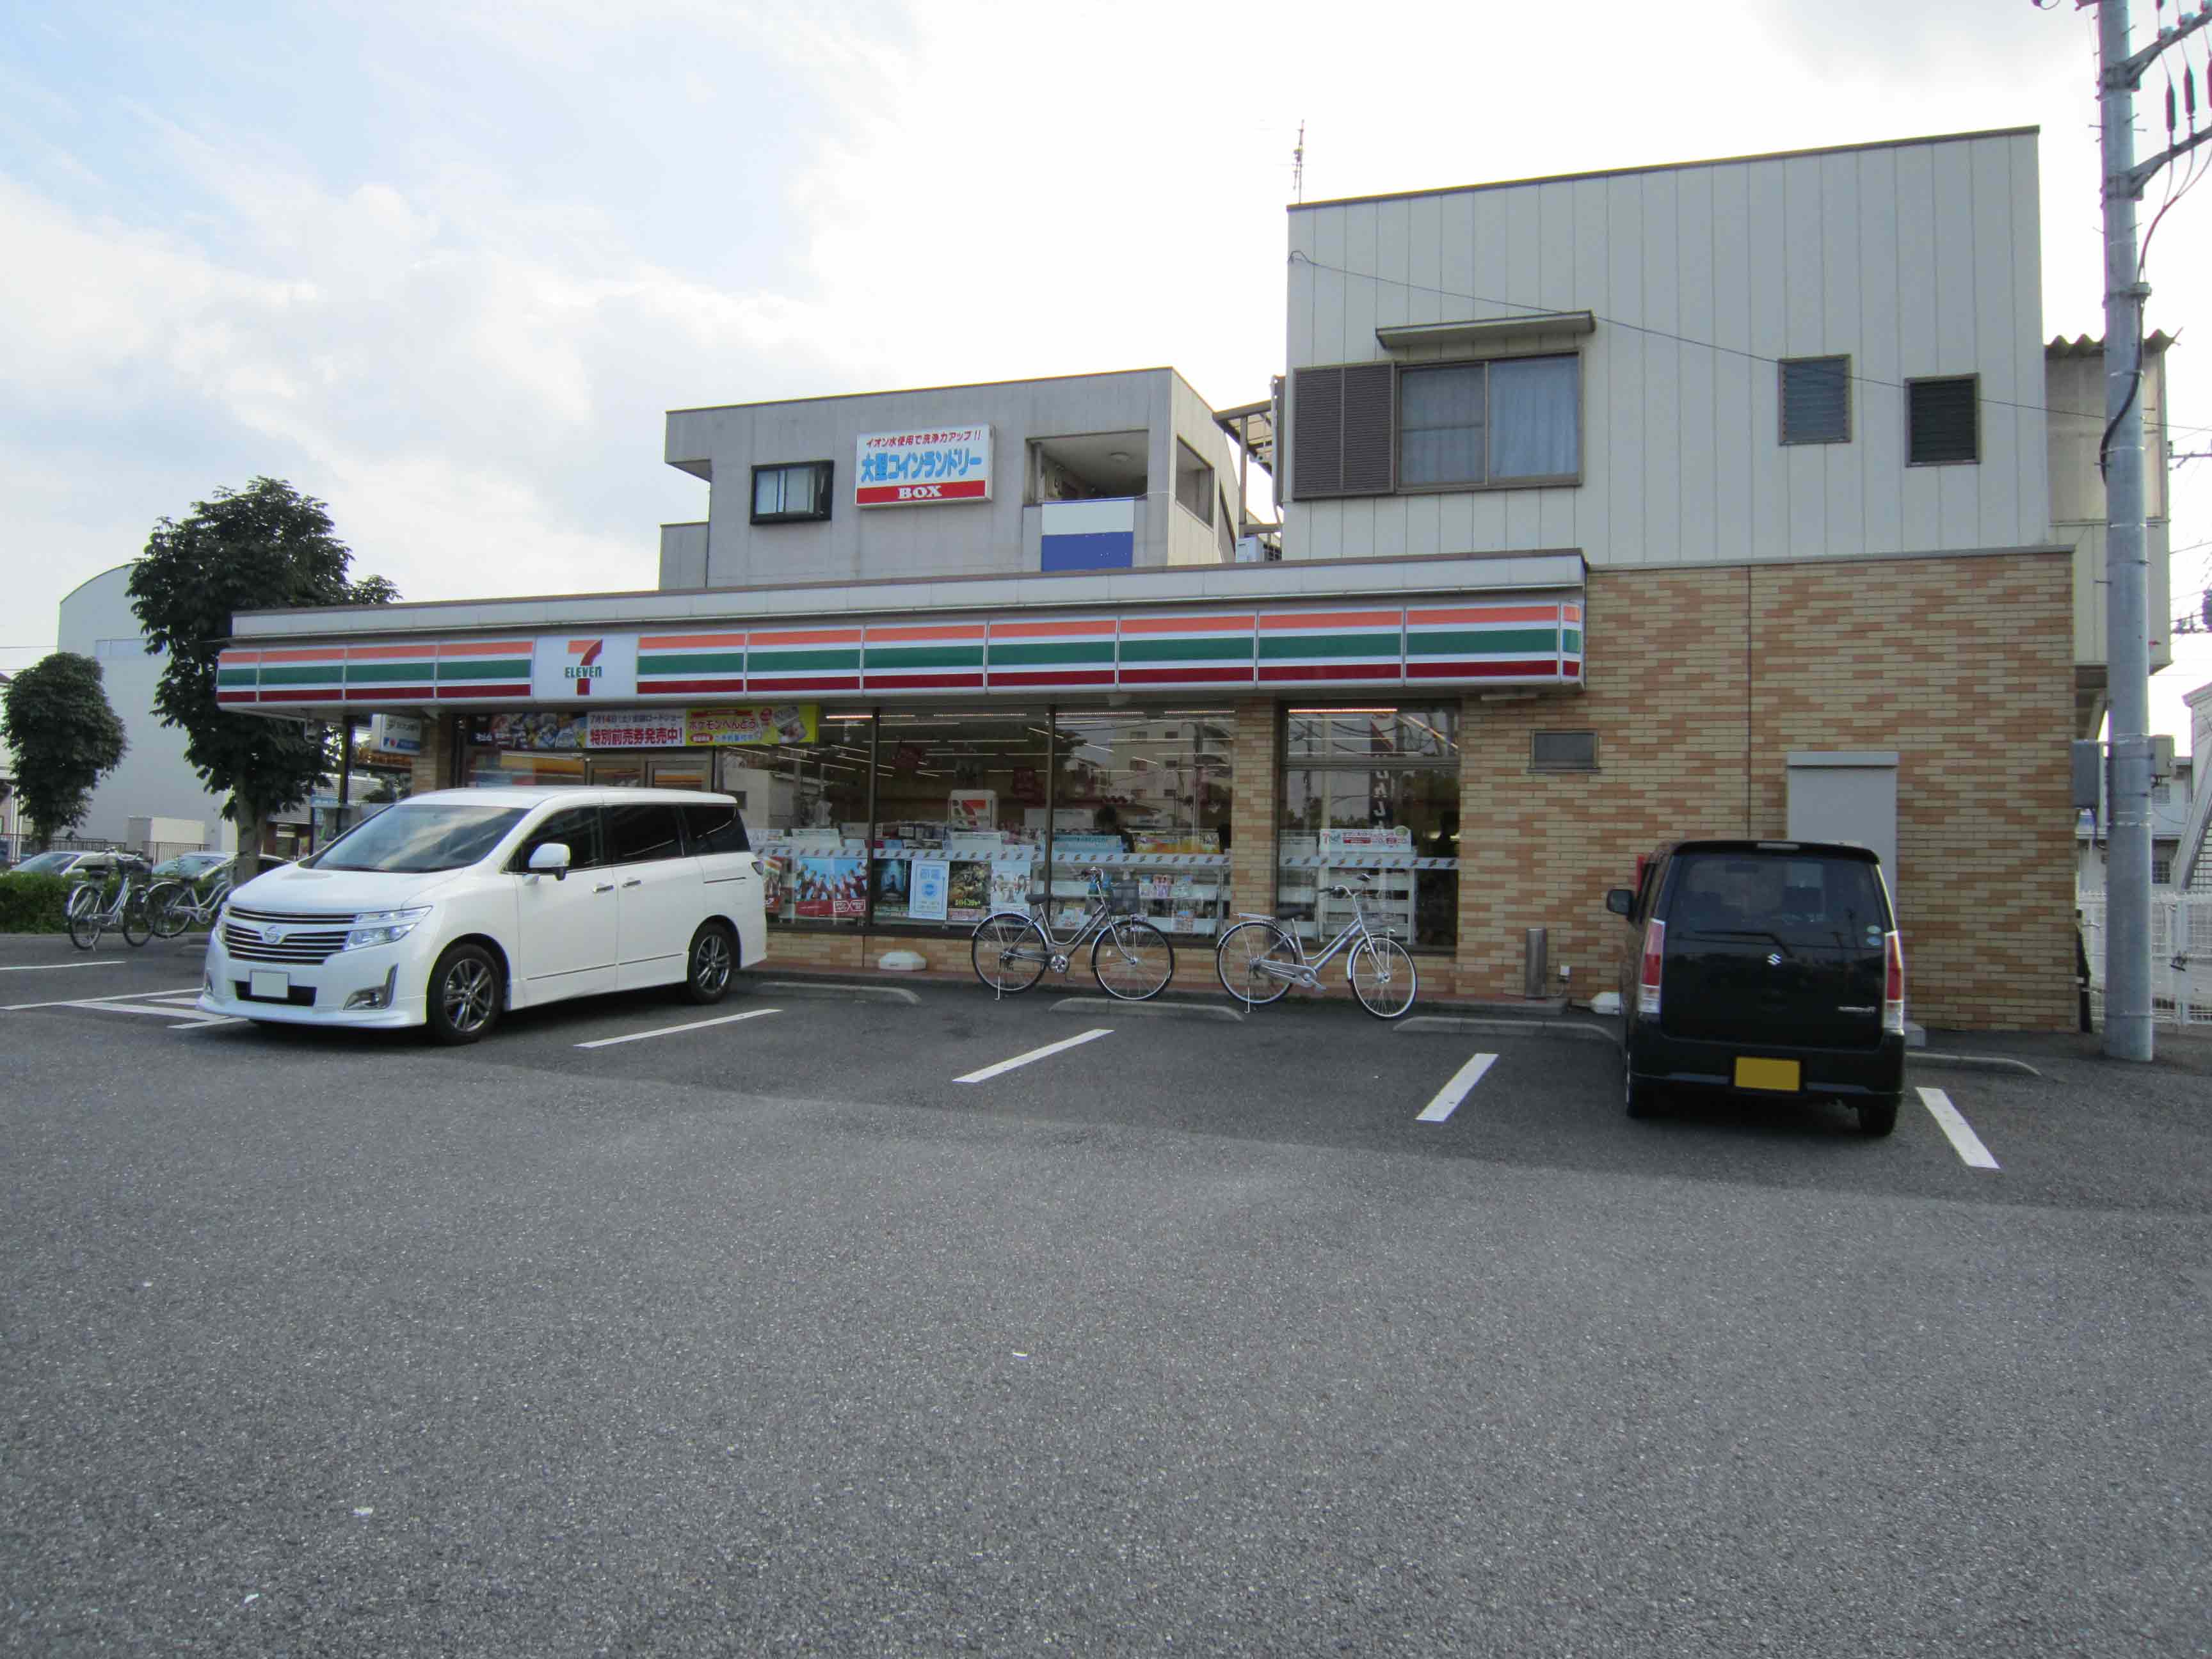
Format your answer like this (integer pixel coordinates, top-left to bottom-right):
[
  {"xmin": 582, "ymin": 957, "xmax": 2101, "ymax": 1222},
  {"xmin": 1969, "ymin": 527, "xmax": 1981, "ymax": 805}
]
[{"xmin": 2090, "ymin": 0, "xmax": 2212, "ymax": 1061}]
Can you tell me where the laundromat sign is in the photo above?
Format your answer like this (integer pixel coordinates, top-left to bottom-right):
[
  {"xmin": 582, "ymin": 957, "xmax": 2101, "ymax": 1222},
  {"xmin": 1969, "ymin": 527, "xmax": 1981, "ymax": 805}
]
[{"xmin": 854, "ymin": 426, "xmax": 991, "ymax": 507}]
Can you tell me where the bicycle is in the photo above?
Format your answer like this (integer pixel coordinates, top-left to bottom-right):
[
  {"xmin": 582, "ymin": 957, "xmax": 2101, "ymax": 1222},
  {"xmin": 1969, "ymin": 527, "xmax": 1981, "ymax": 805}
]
[
  {"xmin": 146, "ymin": 866, "xmax": 234, "ymax": 938},
  {"xmin": 1215, "ymin": 880, "xmax": 1418, "ymax": 1020},
  {"xmin": 66, "ymin": 857, "xmax": 154, "ymax": 951},
  {"xmin": 970, "ymin": 866, "xmax": 1176, "ymax": 1001}
]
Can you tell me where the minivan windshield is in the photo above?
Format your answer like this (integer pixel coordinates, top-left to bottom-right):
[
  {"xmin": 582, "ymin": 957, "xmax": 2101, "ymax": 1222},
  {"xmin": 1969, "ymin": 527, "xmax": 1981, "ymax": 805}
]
[
  {"xmin": 1669, "ymin": 851, "xmax": 1888, "ymax": 950},
  {"xmin": 307, "ymin": 804, "xmax": 528, "ymax": 874}
]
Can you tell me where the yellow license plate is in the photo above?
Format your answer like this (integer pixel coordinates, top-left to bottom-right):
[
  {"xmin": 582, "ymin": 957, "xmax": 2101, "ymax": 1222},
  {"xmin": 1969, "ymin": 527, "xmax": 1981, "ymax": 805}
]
[{"xmin": 1733, "ymin": 1057, "xmax": 1802, "ymax": 1092}]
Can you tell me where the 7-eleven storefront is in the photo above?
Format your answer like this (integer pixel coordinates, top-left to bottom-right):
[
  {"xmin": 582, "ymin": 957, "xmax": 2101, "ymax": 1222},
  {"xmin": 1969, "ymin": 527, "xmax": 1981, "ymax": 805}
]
[{"xmin": 217, "ymin": 554, "xmax": 1586, "ymax": 993}]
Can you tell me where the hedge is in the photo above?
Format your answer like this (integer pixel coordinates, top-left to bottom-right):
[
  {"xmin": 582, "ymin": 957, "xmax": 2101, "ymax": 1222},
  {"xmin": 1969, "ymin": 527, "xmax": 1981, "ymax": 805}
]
[{"xmin": 0, "ymin": 872, "xmax": 73, "ymax": 934}]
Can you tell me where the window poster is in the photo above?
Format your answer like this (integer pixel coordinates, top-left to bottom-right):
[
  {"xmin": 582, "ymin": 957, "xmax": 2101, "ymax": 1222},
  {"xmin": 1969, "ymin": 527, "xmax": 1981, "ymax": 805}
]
[
  {"xmin": 794, "ymin": 856, "xmax": 865, "ymax": 918},
  {"xmin": 988, "ymin": 863, "xmax": 1032, "ymax": 915},
  {"xmin": 947, "ymin": 862, "xmax": 991, "ymax": 924},
  {"xmin": 910, "ymin": 858, "xmax": 951, "ymax": 922}
]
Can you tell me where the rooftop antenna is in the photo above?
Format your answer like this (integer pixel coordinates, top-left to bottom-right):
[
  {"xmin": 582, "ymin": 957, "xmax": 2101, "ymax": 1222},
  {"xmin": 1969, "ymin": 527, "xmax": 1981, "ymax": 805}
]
[{"xmin": 1293, "ymin": 120, "xmax": 1305, "ymax": 203}]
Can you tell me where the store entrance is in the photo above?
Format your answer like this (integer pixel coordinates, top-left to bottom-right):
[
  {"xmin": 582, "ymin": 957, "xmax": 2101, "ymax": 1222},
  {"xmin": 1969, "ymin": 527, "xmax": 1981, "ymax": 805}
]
[{"xmin": 582, "ymin": 755, "xmax": 712, "ymax": 789}]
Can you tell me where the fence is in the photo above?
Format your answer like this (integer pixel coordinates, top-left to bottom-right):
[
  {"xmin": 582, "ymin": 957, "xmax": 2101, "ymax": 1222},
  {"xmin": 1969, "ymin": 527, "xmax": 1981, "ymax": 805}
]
[{"xmin": 2078, "ymin": 892, "xmax": 2212, "ymax": 1027}]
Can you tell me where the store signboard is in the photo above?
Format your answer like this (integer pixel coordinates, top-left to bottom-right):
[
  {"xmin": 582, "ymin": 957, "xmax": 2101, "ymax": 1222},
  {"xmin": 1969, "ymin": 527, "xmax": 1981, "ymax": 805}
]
[
  {"xmin": 854, "ymin": 426, "xmax": 991, "ymax": 507},
  {"xmin": 684, "ymin": 704, "xmax": 819, "ymax": 746},
  {"xmin": 584, "ymin": 709, "xmax": 686, "ymax": 750},
  {"xmin": 369, "ymin": 713, "xmax": 423, "ymax": 755},
  {"xmin": 531, "ymin": 634, "xmax": 640, "ymax": 701}
]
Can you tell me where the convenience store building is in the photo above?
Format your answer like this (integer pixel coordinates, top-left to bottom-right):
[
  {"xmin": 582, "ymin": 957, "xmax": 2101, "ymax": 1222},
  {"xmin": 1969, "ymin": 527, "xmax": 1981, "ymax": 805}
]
[{"xmin": 216, "ymin": 129, "xmax": 2110, "ymax": 1028}]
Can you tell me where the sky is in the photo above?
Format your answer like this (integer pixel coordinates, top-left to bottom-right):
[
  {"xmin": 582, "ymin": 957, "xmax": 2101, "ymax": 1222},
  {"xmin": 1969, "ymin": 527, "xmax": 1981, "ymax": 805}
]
[{"xmin": 3, "ymin": 0, "xmax": 2209, "ymax": 750}]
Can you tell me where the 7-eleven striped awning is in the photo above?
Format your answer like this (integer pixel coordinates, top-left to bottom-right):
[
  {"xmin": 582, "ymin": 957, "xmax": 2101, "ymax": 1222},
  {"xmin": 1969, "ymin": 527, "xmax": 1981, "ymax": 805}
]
[{"xmin": 216, "ymin": 591, "xmax": 1585, "ymax": 714}]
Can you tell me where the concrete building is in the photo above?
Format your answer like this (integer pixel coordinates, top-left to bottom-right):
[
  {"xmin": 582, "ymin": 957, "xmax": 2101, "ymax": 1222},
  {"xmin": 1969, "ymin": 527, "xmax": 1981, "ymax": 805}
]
[
  {"xmin": 211, "ymin": 126, "xmax": 2145, "ymax": 1029},
  {"xmin": 57, "ymin": 566, "xmax": 234, "ymax": 854}
]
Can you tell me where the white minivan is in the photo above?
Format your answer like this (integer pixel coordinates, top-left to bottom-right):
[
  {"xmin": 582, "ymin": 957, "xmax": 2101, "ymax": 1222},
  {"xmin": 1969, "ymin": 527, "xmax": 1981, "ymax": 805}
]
[{"xmin": 198, "ymin": 787, "xmax": 768, "ymax": 1043}]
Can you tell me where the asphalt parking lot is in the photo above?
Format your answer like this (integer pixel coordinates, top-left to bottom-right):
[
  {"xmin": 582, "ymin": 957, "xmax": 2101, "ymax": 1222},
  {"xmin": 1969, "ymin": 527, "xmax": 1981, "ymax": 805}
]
[{"xmin": 4, "ymin": 931, "xmax": 2209, "ymax": 1655}]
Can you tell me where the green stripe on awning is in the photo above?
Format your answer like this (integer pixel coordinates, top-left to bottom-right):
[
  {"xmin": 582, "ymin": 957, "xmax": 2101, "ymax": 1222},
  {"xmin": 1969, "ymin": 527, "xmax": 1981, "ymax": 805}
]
[
  {"xmin": 989, "ymin": 640, "xmax": 1114, "ymax": 666},
  {"xmin": 639, "ymin": 651, "xmax": 746, "ymax": 675},
  {"xmin": 1562, "ymin": 629, "xmax": 1582, "ymax": 653},
  {"xmin": 346, "ymin": 661, "xmax": 431, "ymax": 684},
  {"xmin": 864, "ymin": 645, "xmax": 986, "ymax": 669},
  {"xmin": 216, "ymin": 669, "xmax": 259, "ymax": 687},
  {"xmin": 258, "ymin": 664, "xmax": 346, "ymax": 685},
  {"xmin": 1119, "ymin": 636, "xmax": 1247, "ymax": 663},
  {"xmin": 748, "ymin": 649, "xmax": 860, "ymax": 671},
  {"xmin": 1256, "ymin": 631, "xmax": 1400, "ymax": 661},
  {"xmin": 1407, "ymin": 627, "xmax": 1560, "ymax": 656},
  {"xmin": 438, "ymin": 658, "xmax": 532, "ymax": 680}
]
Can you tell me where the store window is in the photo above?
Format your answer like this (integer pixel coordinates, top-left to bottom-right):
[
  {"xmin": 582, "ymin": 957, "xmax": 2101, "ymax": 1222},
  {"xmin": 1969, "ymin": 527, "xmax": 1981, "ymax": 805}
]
[
  {"xmin": 871, "ymin": 710, "xmax": 1048, "ymax": 930},
  {"xmin": 1279, "ymin": 705, "xmax": 1460, "ymax": 952},
  {"xmin": 1050, "ymin": 709, "xmax": 1235, "ymax": 939},
  {"xmin": 738, "ymin": 713, "xmax": 876, "ymax": 930}
]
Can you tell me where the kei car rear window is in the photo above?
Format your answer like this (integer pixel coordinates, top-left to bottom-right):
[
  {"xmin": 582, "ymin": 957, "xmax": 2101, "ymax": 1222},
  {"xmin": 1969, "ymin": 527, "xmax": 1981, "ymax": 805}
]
[{"xmin": 1667, "ymin": 853, "xmax": 1888, "ymax": 950}]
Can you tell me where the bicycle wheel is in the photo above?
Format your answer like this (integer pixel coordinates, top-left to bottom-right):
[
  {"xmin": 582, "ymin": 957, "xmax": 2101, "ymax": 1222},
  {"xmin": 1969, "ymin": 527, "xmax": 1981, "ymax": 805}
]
[
  {"xmin": 67, "ymin": 898, "xmax": 104, "ymax": 951},
  {"xmin": 1216, "ymin": 918, "xmax": 1298, "ymax": 1007},
  {"xmin": 1091, "ymin": 917, "xmax": 1174, "ymax": 1002},
  {"xmin": 65, "ymin": 882, "xmax": 98, "ymax": 922},
  {"xmin": 120, "ymin": 889, "xmax": 153, "ymax": 948},
  {"xmin": 971, "ymin": 912, "xmax": 1050, "ymax": 995},
  {"xmin": 1347, "ymin": 936, "xmax": 1418, "ymax": 1020},
  {"xmin": 147, "ymin": 883, "xmax": 189, "ymax": 938}
]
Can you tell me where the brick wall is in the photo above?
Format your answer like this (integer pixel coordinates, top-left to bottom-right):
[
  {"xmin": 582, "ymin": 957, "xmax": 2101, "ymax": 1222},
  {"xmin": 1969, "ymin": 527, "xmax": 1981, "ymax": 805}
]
[
  {"xmin": 1453, "ymin": 550, "xmax": 2076, "ymax": 1030},
  {"xmin": 408, "ymin": 715, "xmax": 456, "ymax": 797}
]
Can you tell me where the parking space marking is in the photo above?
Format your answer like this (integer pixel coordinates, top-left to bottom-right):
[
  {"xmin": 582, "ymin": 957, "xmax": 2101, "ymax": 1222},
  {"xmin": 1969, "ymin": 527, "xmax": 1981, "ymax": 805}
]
[
  {"xmin": 57, "ymin": 998, "xmax": 235, "ymax": 1029},
  {"xmin": 1416, "ymin": 1051, "xmax": 1498, "ymax": 1123},
  {"xmin": 574, "ymin": 1007, "xmax": 781, "ymax": 1049},
  {"xmin": 4, "ymin": 985, "xmax": 202, "ymax": 1012},
  {"xmin": 0, "ymin": 960, "xmax": 126, "ymax": 972},
  {"xmin": 955, "ymin": 1027, "xmax": 1112, "ymax": 1084},
  {"xmin": 1916, "ymin": 1086, "xmax": 2000, "ymax": 1170}
]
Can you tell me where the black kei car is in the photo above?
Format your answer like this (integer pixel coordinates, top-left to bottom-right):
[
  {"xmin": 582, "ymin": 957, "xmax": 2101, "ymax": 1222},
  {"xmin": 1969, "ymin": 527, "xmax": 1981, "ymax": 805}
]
[{"xmin": 1607, "ymin": 839, "xmax": 1907, "ymax": 1135}]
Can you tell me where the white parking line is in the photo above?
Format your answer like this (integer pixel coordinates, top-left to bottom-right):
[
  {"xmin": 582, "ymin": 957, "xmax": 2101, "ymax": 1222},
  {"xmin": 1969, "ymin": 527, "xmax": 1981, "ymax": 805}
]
[
  {"xmin": 0, "ymin": 960, "xmax": 126, "ymax": 972},
  {"xmin": 574, "ymin": 1007, "xmax": 780, "ymax": 1049},
  {"xmin": 955, "ymin": 1027, "xmax": 1113, "ymax": 1084},
  {"xmin": 1416, "ymin": 1051, "xmax": 1498, "ymax": 1123},
  {"xmin": 1916, "ymin": 1086, "xmax": 2000, "ymax": 1170},
  {"xmin": 3, "ymin": 985, "xmax": 202, "ymax": 1012}
]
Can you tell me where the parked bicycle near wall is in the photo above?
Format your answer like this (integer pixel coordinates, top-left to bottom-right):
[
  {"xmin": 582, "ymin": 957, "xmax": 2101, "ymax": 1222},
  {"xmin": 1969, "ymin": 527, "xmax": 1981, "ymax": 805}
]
[
  {"xmin": 65, "ymin": 854, "xmax": 154, "ymax": 951},
  {"xmin": 970, "ymin": 866, "xmax": 1175, "ymax": 1001},
  {"xmin": 1215, "ymin": 879, "xmax": 1418, "ymax": 1019}
]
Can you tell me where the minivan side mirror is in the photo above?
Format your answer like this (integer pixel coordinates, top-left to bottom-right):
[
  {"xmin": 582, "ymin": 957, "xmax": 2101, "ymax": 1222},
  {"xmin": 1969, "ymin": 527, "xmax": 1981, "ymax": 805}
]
[
  {"xmin": 527, "ymin": 842, "xmax": 572, "ymax": 881},
  {"xmin": 1605, "ymin": 887, "xmax": 1635, "ymax": 917}
]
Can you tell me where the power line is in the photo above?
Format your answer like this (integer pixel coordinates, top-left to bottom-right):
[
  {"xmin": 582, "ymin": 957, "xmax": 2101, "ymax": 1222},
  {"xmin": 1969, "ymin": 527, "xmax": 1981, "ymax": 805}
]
[{"xmin": 1285, "ymin": 249, "xmax": 2212, "ymax": 440}]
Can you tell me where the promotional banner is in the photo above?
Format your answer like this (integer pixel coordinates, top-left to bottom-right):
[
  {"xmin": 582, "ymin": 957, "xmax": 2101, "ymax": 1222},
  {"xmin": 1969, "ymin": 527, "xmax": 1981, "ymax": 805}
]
[
  {"xmin": 794, "ymin": 856, "xmax": 866, "ymax": 919},
  {"xmin": 585, "ymin": 709, "xmax": 687, "ymax": 749},
  {"xmin": 684, "ymin": 704, "xmax": 819, "ymax": 746},
  {"xmin": 909, "ymin": 858, "xmax": 951, "ymax": 922},
  {"xmin": 531, "ymin": 634, "xmax": 640, "ymax": 701},
  {"xmin": 467, "ymin": 712, "xmax": 588, "ymax": 751},
  {"xmin": 947, "ymin": 862, "xmax": 991, "ymax": 924},
  {"xmin": 855, "ymin": 426, "xmax": 992, "ymax": 507}
]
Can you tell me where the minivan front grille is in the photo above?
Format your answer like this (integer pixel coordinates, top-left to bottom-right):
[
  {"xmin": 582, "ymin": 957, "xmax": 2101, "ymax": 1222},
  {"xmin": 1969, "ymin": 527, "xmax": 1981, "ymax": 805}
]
[{"xmin": 223, "ymin": 906, "xmax": 357, "ymax": 965}]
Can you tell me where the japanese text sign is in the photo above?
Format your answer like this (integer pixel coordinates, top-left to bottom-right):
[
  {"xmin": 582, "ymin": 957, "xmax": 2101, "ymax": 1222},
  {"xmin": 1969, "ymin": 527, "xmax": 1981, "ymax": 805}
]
[{"xmin": 855, "ymin": 426, "xmax": 992, "ymax": 507}]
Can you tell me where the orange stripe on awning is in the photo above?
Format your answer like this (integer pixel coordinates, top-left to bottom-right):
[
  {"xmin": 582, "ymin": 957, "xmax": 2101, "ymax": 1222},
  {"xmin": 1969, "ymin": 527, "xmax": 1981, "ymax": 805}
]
[
  {"xmin": 991, "ymin": 618, "xmax": 1116, "ymax": 638},
  {"xmin": 869, "ymin": 623, "xmax": 986, "ymax": 643},
  {"xmin": 750, "ymin": 627, "xmax": 862, "ymax": 646},
  {"xmin": 1119, "ymin": 614, "xmax": 1254, "ymax": 634},
  {"xmin": 218, "ymin": 650, "xmax": 262, "ymax": 664},
  {"xmin": 1258, "ymin": 610, "xmax": 1400, "ymax": 630},
  {"xmin": 345, "ymin": 643, "xmax": 438, "ymax": 660},
  {"xmin": 1563, "ymin": 604, "xmax": 1582, "ymax": 622},
  {"xmin": 439, "ymin": 639, "xmax": 534, "ymax": 656},
  {"xmin": 1407, "ymin": 605, "xmax": 1558, "ymax": 625},
  {"xmin": 256, "ymin": 648, "xmax": 347, "ymax": 665},
  {"xmin": 639, "ymin": 632, "xmax": 746, "ymax": 650}
]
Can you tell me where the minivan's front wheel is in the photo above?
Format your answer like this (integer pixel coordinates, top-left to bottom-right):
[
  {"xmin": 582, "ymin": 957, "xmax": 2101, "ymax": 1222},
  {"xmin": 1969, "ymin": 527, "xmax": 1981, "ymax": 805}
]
[
  {"xmin": 680, "ymin": 921, "xmax": 736, "ymax": 1005},
  {"xmin": 426, "ymin": 943, "xmax": 501, "ymax": 1045}
]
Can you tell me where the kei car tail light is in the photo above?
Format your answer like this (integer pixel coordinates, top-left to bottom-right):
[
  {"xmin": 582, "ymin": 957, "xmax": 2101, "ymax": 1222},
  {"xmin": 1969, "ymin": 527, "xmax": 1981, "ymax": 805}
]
[
  {"xmin": 1883, "ymin": 929, "xmax": 1907, "ymax": 1035},
  {"xmin": 1637, "ymin": 918, "xmax": 1666, "ymax": 1018}
]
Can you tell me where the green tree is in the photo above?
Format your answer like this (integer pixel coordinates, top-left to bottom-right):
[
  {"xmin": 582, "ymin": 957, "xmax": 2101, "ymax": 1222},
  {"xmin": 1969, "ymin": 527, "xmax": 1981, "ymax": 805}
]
[
  {"xmin": 128, "ymin": 478, "xmax": 397, "ymax": 868},
  {"xmin": 0, "ymin": 652, "xmax": 127, "ymax": 849}
]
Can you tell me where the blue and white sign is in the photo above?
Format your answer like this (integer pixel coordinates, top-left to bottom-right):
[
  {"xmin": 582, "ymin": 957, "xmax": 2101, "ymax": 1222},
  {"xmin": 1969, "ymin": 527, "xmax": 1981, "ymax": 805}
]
[
  {"xmin": 910, "ymin": 857, "xmax": 951, "ymax": 921},
  {"xmin": 855, "ymin": 426, "xmax": 992, "ymax": 507}
]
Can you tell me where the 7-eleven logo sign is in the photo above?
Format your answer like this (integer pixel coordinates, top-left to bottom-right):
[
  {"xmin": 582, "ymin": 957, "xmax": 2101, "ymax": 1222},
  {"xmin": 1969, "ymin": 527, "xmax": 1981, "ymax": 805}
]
[{"xmin": 563, "ymin": 638, "xmax": 605, "ymax": 695}]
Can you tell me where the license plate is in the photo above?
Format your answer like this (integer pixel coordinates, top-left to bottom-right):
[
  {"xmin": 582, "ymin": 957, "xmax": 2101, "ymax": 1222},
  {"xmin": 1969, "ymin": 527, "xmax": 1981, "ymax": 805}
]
[
  {"xmin": 1734, "ymin": 1056, "xmax": 1801, "ymax": 1092},
  {"xmin": 249, "ymin": 970, "xmax": 290, "ymax": 1000}
]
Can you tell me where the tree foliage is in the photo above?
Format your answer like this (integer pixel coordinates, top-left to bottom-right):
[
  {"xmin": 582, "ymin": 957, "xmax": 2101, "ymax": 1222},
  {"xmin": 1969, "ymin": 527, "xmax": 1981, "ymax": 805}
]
[
  {"xmin": 128, "ymin": 478, "xmax": 396, "ymax": 839},
  {"xmin": 0, "ymin": 652, "xmax": 127, "ymax": 846}
]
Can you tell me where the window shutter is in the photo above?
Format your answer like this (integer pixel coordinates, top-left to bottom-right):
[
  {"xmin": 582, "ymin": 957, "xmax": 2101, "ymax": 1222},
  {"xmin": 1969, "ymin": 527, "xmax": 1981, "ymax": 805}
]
[
  {"xmin": 1908, "ymin": 377, "xmax": 1978, "ymax": 464},
  {"xmin": 1290, "ymin": 362, "xmax": 1395, "ymax": 499},
  {"xmin": 1780, "ymin": 357, "xmax": 1850, "ymax": 444}
]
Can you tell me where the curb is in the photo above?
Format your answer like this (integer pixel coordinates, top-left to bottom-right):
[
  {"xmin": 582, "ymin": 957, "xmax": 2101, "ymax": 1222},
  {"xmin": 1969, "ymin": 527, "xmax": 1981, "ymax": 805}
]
[
  {"xmin": 1050, "ymin": 997, "xmax": 1242, "ymax": 1023},
  {"xmin": 755, "ymin": 980, "xmax": 921, "ymax": 1006},
  {"xmin": 1396, "ymin": 1014, "xmax": 1613, "ymax": 1041},
  {"xmin": 1909, "ymin": 1052, "xmax": 2043, "ymax": 1077}
]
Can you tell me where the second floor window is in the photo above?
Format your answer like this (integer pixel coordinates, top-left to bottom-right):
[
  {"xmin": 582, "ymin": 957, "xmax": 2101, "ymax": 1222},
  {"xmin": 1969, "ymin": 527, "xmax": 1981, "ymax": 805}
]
[
  {"xmin": 1399, "ymin": 356, "xmax": 1580, "ymax": 488},
  {"xmin": 752, "ymin": 460, "xmax": 834, "ymax": 524}
]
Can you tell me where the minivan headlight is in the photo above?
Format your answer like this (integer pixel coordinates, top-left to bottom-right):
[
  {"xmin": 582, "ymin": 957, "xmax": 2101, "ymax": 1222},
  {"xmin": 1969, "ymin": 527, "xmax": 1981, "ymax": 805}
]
[{"xmin": 344, "ymin": 906, "xmax": 432, "ymax": 950}]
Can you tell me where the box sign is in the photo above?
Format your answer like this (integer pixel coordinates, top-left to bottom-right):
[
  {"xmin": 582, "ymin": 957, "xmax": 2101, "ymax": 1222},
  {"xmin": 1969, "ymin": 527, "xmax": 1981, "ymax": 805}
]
[
  {"xmin": 855, "ymin": 426, "xmax": 991, "ymax": 507},
  {"xmin": 531, "ymin": 634, "xmax": 639, "ymax": 701},
  {"xmin": 684, "ymin": 705, "xmax": 819, "ymax": 746},
  {"xmin": 369, "ymin": 713, "xmax": 423, "ymax": 755}
]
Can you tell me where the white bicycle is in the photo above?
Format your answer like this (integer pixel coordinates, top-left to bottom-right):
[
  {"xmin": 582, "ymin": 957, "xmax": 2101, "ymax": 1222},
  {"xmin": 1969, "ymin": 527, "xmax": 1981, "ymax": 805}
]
[{"xmin": 1214, "ymin": 880, "xmax": 1418, "ymax": 1020}]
